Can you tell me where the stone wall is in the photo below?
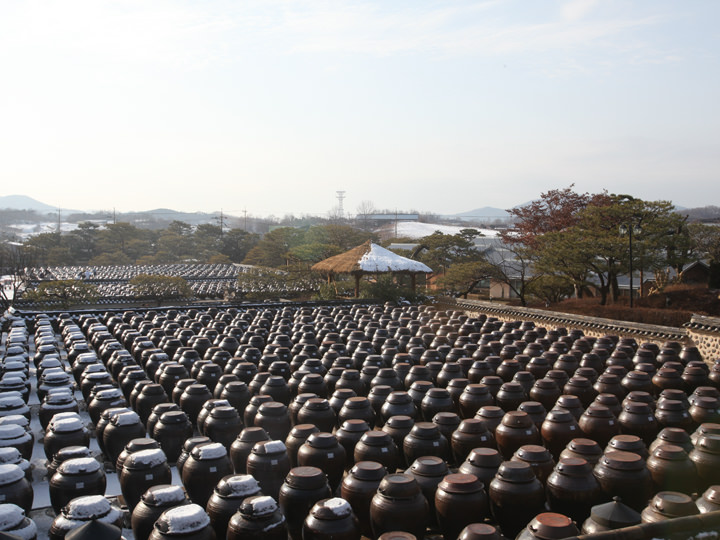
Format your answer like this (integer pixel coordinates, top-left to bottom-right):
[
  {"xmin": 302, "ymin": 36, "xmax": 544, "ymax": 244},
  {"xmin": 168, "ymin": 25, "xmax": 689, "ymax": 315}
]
[{"xmin": 435, "ymin": 297, "xmax": 720, "ymax": 363}]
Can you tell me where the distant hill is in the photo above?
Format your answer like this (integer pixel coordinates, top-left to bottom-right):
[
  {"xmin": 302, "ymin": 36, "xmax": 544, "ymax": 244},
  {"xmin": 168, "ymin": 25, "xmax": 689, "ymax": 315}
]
[
  {"xmin": 444, "ymin": 207, "xmax": 511, "ymax": 222},
  {"xmin": 0, "ymin": 195, "xmax": 65, "ymax": 214}
]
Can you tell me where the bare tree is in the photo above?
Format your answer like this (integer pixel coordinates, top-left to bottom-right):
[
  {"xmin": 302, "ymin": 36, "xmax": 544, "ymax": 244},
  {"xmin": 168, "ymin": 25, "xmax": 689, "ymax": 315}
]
[
  {"xmin": 356, "ymin": 200, "xmax": 376, "ymax": 230},
  {"xmin": 0, "ymin": 243, "xmax": 38, "ymax": 311}
]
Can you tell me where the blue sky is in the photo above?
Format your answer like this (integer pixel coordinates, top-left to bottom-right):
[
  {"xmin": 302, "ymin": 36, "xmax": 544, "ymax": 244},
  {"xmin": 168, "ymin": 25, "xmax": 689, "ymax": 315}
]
[{"xmin": 1, "ymin": 0, "xmax": 718, "ymax": 218}]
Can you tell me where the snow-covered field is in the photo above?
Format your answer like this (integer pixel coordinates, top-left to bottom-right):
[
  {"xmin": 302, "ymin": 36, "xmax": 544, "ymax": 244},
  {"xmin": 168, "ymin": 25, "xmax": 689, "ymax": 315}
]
[{"xmin": 378, "ymin": 221, "xmax": 499, "ymax": 239}]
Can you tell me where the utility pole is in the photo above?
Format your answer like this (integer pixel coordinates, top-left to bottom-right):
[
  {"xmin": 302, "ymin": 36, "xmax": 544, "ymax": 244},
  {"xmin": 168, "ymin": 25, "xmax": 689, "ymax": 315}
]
[
  {"xmin": 216, "ymin": 210, "xmax": 225, "ymax": 236},
  {"xmin": 336, "ymin": 191, "xmax": 346, "ymax": 220}
]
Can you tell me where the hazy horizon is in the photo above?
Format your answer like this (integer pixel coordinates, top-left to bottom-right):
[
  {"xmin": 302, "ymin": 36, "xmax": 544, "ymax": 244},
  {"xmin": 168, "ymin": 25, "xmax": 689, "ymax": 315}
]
[{"xmin": 2, "ymin": 1, "xmax": 718, "ymax": 217}]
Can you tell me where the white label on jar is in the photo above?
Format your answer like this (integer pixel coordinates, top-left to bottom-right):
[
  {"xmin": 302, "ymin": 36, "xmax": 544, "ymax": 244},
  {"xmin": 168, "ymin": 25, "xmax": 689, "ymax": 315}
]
[
  {"xmin": 145, "ymin": 474, "xmax": 154, "ymax": 481},
  {"xmin": 328, "ymin": 453, "xmax": 334, "ymax": 459},
  {"xmin": 570, "ymin": 425, "xmax": 576, "ymax": 430},
  {"xmin": 608, "ymin": 420, "xmax": 615, "ymax": 425},
  {"xmin": 526, "ymin": 430, "xmax": 533, "ymax": 435},
  {"xmin": 433, "ymin": 441, "xmax": 439, "ymax": 446},
  {"xmin": 0, "ymin": 495, "xmax": 5, "ymax": 501},
  {"xmin": 76, "ymin": 482, "xmax": 85, "ymax": 489},
  {"xmin": 210, "ymin": 467, "xmax": 217, "ymax": 473},
  {"xmin": 381, "ymin": 447, "xmax": 388, "ymax": 453},
  {"xmin": 271, "ymin": 460, "xmax": 278, "ymax": 465},
  {"xmin": 648, "ymin": 416, "xmax": 654, "ymax": 421}
]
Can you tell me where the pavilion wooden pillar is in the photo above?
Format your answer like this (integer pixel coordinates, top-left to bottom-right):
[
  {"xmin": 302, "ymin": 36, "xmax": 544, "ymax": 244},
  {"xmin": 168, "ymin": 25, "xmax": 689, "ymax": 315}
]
[
  {"xmin": 411, "ymin": 273, "xmax": 417, "ymax": 292},
  {"xmin": 354, "ymin": 273, "xmax": 361, "ymax": 298}
]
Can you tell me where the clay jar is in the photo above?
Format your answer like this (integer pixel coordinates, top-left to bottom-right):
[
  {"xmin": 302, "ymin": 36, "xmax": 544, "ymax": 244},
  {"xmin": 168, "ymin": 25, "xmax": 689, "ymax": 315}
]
[
  {"xmin": 546, "ymin": 457, "xmax": 602, "ymax": 524},
  {"xmin": 405, "ymin": 456, "xmax": 449, "ymax": 528},
  {"xmin": 246, "ymin": 440, "xmax": 291, "ymax": 501},
  {"xmin": 489, "ymin": 461, "xmax": 546, "ymax": 539},
  {"xmin": 297, "ymin": 432, "xmax": 347, "ymax": 492},
  {"xmin": 370, "ymin": 473, "xmax": 429, "ymax": 540},
  {"xmin": 649, "ymin": 427, "xmax": 694, "ymax": 454},
  {"xmin": 102, "ymin": 410, "xmax": 146, "ymax": 465},
  {"xmin": 179, "ymin": 383, "xmax": 213, "ymax": 427},
  {"xmin": 206, "ymin": 474, "xmax": 262, "ymax": 540},
  {"xmin": 458, "ymin": 523, "xmax": 504, "ymax": 540},
  {"xmin": 120, "ymin": 448, "xmax": 173, "ymax": 512},
  {"xmin": 341, "ymin": 461, "xmax": 387, "ymax": 538},
  {"xmin": 297, "ymin": 398, "xmax": 337, "ymax": 433},
  {"xmin": 229, "ymin": 427, "xmax": 270, "ymax": 474},
  {"xmin": 147, "ymin": 403, "xmax": 180, "ymax": 438},
  {"xmin": 495, "ymin": 382, "xmax": 527, "ymax": 412},
  {"xmin": 353, "ymin": 430, "xmax": 400, "ymax": 473},
  {"xmin": 205, "ymin": 405, "xmax": 244, "ymax": 450},
  {"xmin": 435, "ymin": 473, "xmax": 489, "ymax": 540},
  {"xmin": 475, "ymin": 406, "xmax": 505, "ymax": 436},
  {"xmin": 516, "ymin": 513, "xmax": 579, "ymax": 540},
  {"xmin": 578, "ymin": 404, "xmax": 620, "ymax": 448},
  {"xmin": 645, "ymin": 444, "xmax": 697, "ymax": 495},
  {"xmin": 640, "ymin": 491, "xmax": 699, "ymax": 523},
  {"xmin": 43, "ymin": 415, "xmax": 90, "ymax": 461},
  {"xmin": 593, "ymin": 450, "xmax": 653, "ymax": 512},
  {"xmin": 458, "ymin": 384, "xmax": 494, "ymax": 419},
  {"xmin": 559, "ymin": 438, "xmax": 603, "ymax": 466},
  {"xmin": 697, "ymin": 486, "xmax": 720, "ymax": 513},
  {"xmin": 511, "ymin": 445, "xmax": 555, "ymax": 486},
  {"xmin": 131, "ymin": 485, "xmax": 190, "ymax": 540},
  {"xmin": 149, "ymin": 503, "xmax": 215, "ymax": 540},
  {"xmin": 0, "ymin": 425, "xmax": 33, "ymax": 462},
  {"xmin": 49, "ymin": 495, "xmax": 124, "ymax": 540},
  {"xmin": 689, "ymin": 434, "xmax": 720, "ymax": 491},
  {"xmin": 286, "ymin": 424, "xmax": 320, "ymax": 468},
  {"xmin": 279, "ymin": 466, "xmax": 332, "ymax": 540},
  {"xmin": 403, "ymin": 422, "xmax": 449, "ymax": 464},
  {"xmin": 338, "ymin": 397, "xmax": 376, "ymax": 428},
  {"xmin": 226, "ymin": 495, "xmax": 288, "ymax": 540},
  {"xmin": 618, "ymin": 401, "xmax": 658, "ymax": 445},
  {"xmin": 452, "ymin": 418, "xmax": 496, "ymax": 465},
  {"xmin": 381, "ymin": 415, "xmax": 414, "ymax": 468},
  {"xmin": 181, "ymin": 442, "xmax": 233, "ymax": 508},
  {"xmin": 0, "ymin": 502, "xmax": 38, "ymax": 540},
  {"xmin": 336, "ymin": 420, "xmax": 370, "ymax": 468},
  {"xmin": 176, "ymin": 436, "xmax": 211, "ymax": 477},
  {"xmin": 302, "ymin": 497, "xmax": 361, "ymax": 540},
  {"xmin": 495, "ymin": 411, "xmax": 541, "ymax": 459},
  {"xmin": 541, "ymin": 409, "xmax": 581, "ymax": 460},
  {"xmin": 153, "ymin": 410, "xmax": 194, "ymax": 463},
  {"xmin": 0, "ymin": 464, "xmax": 33, "ymax": 514},
  {"xmin": 49, "ymin": 457, "xmax": 106, "ymax": 514}
]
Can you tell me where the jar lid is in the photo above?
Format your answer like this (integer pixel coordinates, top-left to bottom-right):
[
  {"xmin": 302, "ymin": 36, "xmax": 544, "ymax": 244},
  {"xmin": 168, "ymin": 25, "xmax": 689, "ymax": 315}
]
[
  {"xmin": 240, "ymin": 495, "xmax": 278, "ymax": 517},
  {"xmin": 155, "ymin": 503, "xmax": 210, "ymax": 534},
  {"xmin": 124, "ymin": 448, "xmax": 168, "ymax": 470},
  {"xmin": 409, "ymin": 422, "xmax": 441, "ymax": 440},
  {"xmin": 0, "ymin": 425, "xmax": 25, "ymax": 440},
  {"xmin": 501, "ymin": 411, "xmax": 533, "ymax": 428},
  {"xmin": 95, "ymin": 388, "xmax": 124, "ymax": 401},
  {"xmin": 51, "ymin": 417, "xmax": 85, "ymax": 433},
  {"xmin": 459, "ymin": 523, "xmax": 501, "ymax": 540},
  {"xmin": 0, "ymin": 464, "xmax": 24, "ymax": 484},
  {"xmin": 387, "ymin": 392, "xmax": 412, "ymax": 404},
  {"xmin": 467, "ymin": 448, "xmax": 502, "ymax": 467},
  {"xmin": 63, "ymin": 495, "xmax": 113, "ymax": 520},
  {"xmin": 555, "ymin": 457, "xmax": 591, "ymax": 476},
  {"xmin": 651, "ymin": 444, "xmax": 688, "ymax": 461},
  {"xmin": 702, "ymin": 485, "xmax": 720, "ymax": 504},
  {"xmin": 378, "ymin": 533, "xmax": 417, "ymax": 540},
  {"xmin": 0, "ymin": 448, "xmax": 22, "ymax": 464},
  {"xmin": 544, "ymin": 409, "xmax": 574, "ymax": 423},
  {"xmin": 457, "ymin": 418, "xmax": 489, "ymax": 434},
  {"xmin": 584, "ymin": 404, "xmax": 613, "ymax": 418},
  {"xmin": 648, "ymin": 491, "xmax": 698, "ymax": 517},
  {"xmin": 696, "ymin": 434, "xmax": 720, "ymax": 454},
  {"xmin": 378, "ymin": 473, "xmax": 421, "ymax": 499},
  {"xmin": 514, "ymin": 445, "xmax": 552, "ymax": 462},
  {"xmin": 657, "ymin": 399, "xmax": 686, "ymax": 411},
  {"xmin": 210, "ymin": 406, "xmax": 240, "ymax": 419},
  {"xmin": 160, "ymin": 410, "xmax": 190, "ymax": 425},
  {"xmin": 384, "ymin": 415, "xmax": 414, "ymax": 428},
  {"xmin": 600, "ymin": 451, "xmax": 644, "ymax": 471},
  {"xmin": 237, "ymin": 427, "xmax": 270, "ymax": 443},
  {"xmin": 111, "ymin": 411, "xmax": 141, "ymax": 426},
  {"xmin": 0, "ymin": 503, "xmax": 25, "ymax": 530},
  {"xmin": 253, "ymin": 440, "xmax": 287, "ymax": 455},
  {"xmin": 304, "ymin": 398, "xmax": 330, "ymax": 410},
  {"xmin": 142, "ymin": 484, "xmax": 187, "ymax": 507},
  {"xmin": 216, "ymin": 474, "xmax": 261, "ymax": 498},
  {"xmin": 311, "ymin": 497, "xmax": 352, "ymax": 520},
  {"xmin": 526, "ymin": 512, "xmax": 579, "ymax": 539},
  {"xmin": 307, "ymin": 432, "xmax": 338, "ymax": 449},
  {"xmin": 566, "ymin": 438, "xmax": 602, "ymax": 456},
  {"xmin": 291, "ymin": 424, "xmax": 320, "ymax": 438},
  {"xmin": 409, "ymin": 456, "xmax": 448, "ymax": 477},
  {"xmin": 350, "ymin": 461, "xmax": 387, "ymax": 481},
  {"xmin": 495, "ymin": 461, "xmax": 536, "ymax": 483},
  {"xmin": 284, "ymin": 466, "xmax": 327, "ymax": 489},
  {"xmin": 59, "ymin": 457, "xmax": 102, "ymax": 475},
  {"xmin": 191, "ymin": 442, "xmax": 227, "ymax": 461},
  {"xmin": 124, "ymin": 438, "xmax": 160, "ymax": 454},
  {"xmin": 439, "ymin": 473, "xmax": 483, "ymax": 494},
  {"xmin": 340, "ymin": 419, "xmax": 370, "ymax": 433}
]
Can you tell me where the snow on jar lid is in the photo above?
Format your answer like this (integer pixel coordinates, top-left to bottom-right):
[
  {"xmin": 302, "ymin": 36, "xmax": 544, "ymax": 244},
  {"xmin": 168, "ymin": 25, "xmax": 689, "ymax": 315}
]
[
  {"xmin": 0, "ymin": 464, "xmax": 25, "ymax": 484},
  {"xmin": 0, "ymin": 396, "xmax": 25, "ymax": 409},
  {"xmin": 191, "ymin": 442, "xmax": 227, "ymax": 461},
  {"xmin": 58, "ymin": 457, "xmax": 101, "ymax": 475},
  {"xmin": 142, "ymin": 485, "xmax": 187, "ymax": 506},
  {"xmin": 216, "ymin": 474, "xmax": 260, "ymax": 498},
  {"xmin": 311, "ymin": 497, "xmax": 352, "ymax": 520},
  {"xmin": 0, "ymin": 448, "xmax": 22, "ymax": 464},
  {"xmin": 253, "ymin": 440, "xmax": 286, "ymax": 455},
  {"xmin": 240, "ymin": 495, "xmax": 278, "ymax": 517},
  {"xmin": 51, "ymin": 417, "xmax": 85, "ymax": 433},
  {"xmin": 0, "ymin": 503, "xmax": 26, "ymax": 530},
  {"xmin": 0, "ymin": 425, "xmax": 27, "ymax": 441},
  {"xmin": 155, "ymin": 503, "xmax": 210, "ymax": 534},
  {"xmin": 111, "ymin": 411, "xmax": 141, "ymax": 426},
  {"xmin": 124, "ymin": 449, "xmax": 167, "ymax": 470},
  {"xmin": 63, "ymin": 495, "xmax": 113, "ymax": 520},
  {"xmin": 0, "ymin": 416, "xmax": 29, "ymax": 430},
  {"xmin": 95, "ymin": 388, "xmax": 124, "ymax": 400}
]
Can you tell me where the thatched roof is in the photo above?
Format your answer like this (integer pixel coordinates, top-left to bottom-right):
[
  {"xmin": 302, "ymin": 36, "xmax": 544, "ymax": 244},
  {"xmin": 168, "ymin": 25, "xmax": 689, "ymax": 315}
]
[{"xmin": 311, "ymin": 241, "xmax": 433, "ymax": 275}]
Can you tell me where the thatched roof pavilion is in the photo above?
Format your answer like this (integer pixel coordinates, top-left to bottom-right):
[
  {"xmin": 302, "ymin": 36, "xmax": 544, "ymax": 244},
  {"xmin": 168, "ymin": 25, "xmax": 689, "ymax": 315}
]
[{"xmin": 311, "ymin": 240, "xmax": 433, "ymax": 297}]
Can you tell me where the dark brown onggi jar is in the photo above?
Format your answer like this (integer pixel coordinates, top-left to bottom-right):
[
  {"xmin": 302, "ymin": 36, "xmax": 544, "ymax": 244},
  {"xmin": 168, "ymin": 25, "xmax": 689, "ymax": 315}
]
[
  {"xmin": 405, "ymin": 455, "xmax": 449, "ymax": 528},
  {"xmin": 285, "ymin": 424, "xmax": 320, "ymax": 468},
  {"xmin": 540, "ymin": 409, "xmax": 580, "ymax": 460},
  {"xmin": 511, "ymin": 445, "xmax": 555, "ymax": 486},
  {"xmin": 545, "ymin": 457, "xmax": 602, "ymax": 524},
  {"xmin": 646, "ymin": 444, "xmax": 698, "ymax": 495},
  {"xmin": 302, "ymin": 497, "xmax": 361, "ymax": 540},
  {"xmin": 516, "ymin": 512, "xmax": 579, "ymax": 540},
  {"xmin": 495, "ymin": 411, "xmax": 541, "ymax": 460},
  {"xmin": 279, "ymin": 466, "xmax": 332, "ymax": 540},
  {"xmin": 181, "ymin": 442, "xmax": 233, "ymax": 508},
  {"xmin": 689, "ymin": 434, "xmax": 720, "ymax": 491},
  {"xmin": 131, "ymin": 484, "xmax": 190, "ymax": 540},
  {"xmin": 149, "ymin": 503, "xmax": 215, "ymax": 540},
  {"xmin": 254, "ymin": 401, "xmax": 292, "ymax": 442},
  {"xmin": 697, "ymin": 485, "xmax": 720, "ymax": 513},
  {"xmin": 120, "ymin": 448, "xmax": 172, "ymax": 513},
  {"xmin": 229, "ymin": 427, "xmax": 270, "ymax": 474},
  {"xmin": 640, "ymin": 491, "xmax": 699, "ymax": 523},
  {"xmin": 336, "ymin": 419, "xmax": 370, "ymax": 469},
  {"xmin": 226, "ymin": 495, "xmax": 288, "ymax": 540},
  {"xmin": 578, "ymin": 404, "xmax": 620, "ymax": 449},
  {"xmin": 559, "ymin": 438, "xmax": 603, "ymax": 466},
  {"xmin": 370, "ymin": 473, "xmax": 428, "ymax": 540},
  {"xmin": 381, "ymin": 415, "xmax": 414, "ymax": 468},
  {"xmin": 459, "ymin": 448, "xmax": 503, "ymax": 495},
  {"xmin": 176, "ymin": 436, "xmax": 211, "ymax": 477},
  {"xmin": 458, "ymin": 523, "xmax": 504, "ymax": 540},
  {"xmin": 49, "ymin": 457, "xmax": 106, "ymax": 514},
  {"xmin": 341, "ymin": 461, "xmax": 387, "ymax": 538},
  {"xmin": 593, "ymin": 450, "xmax": 652, "ymax": 512},
  {"xmin": 49, "ymin": 495, "xmax": 124, "ymax": 540},
  {"xmin": 435, "ymin": 473, "xmax": 489, "ymax": 540},
  {"xmin": 0, "ymin": 464, "xmax": 33, "ymax": 514},
  {"xmin": 489, "ymin": 461, "xmax": 546, "ymax": 538},
  {"xmin": 580, "ymin": 496, "xmax": 641, "ymax": 534},
  {"xmin": 297, "ymin": 432, "xmax": 347, "ymax": 493},
  {"xmin": 246, "ymin": 440, "xmax": 291, "ymax": 501},
  {"xmin": 206, "ymin": 474, "xmax": 262, "ymax": 540},
  {"xmin": 452, "ymin": 418, "xmax": 496, "ymax": 465},
  {"xmin": 403, "ymin": 422, "xmax": 449, "ymax": 464}
]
